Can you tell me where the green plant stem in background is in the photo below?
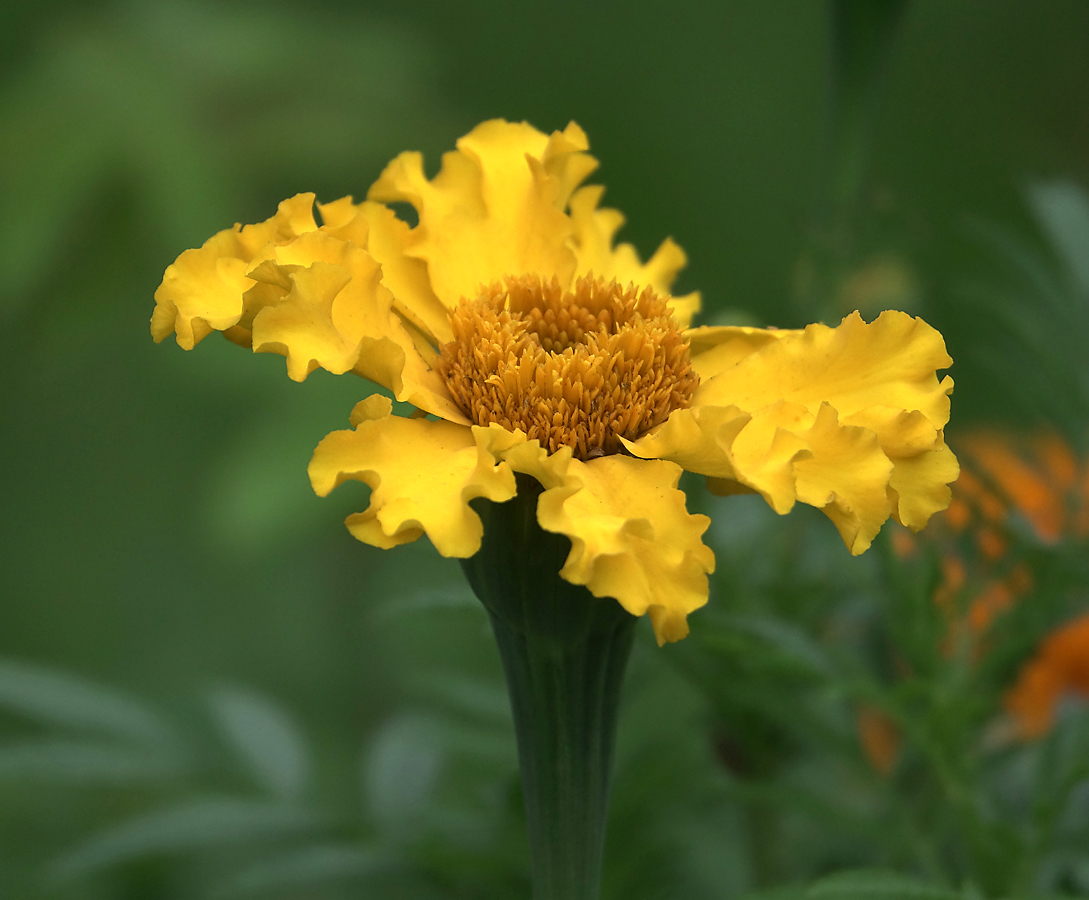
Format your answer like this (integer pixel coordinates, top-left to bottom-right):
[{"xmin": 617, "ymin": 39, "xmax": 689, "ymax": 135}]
[
  {"xmin": 462, "ymin": 475, "xmax": 637, "ymax": 900},
  {"xmin": 825, "ymin": 0, "xmax": 910, "ymax": 219},
  {"xmin": 795, "ymin": 0, "xmax": 910, "ymax": 318}
]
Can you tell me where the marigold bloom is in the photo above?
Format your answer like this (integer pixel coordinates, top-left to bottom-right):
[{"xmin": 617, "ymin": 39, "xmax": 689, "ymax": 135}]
[
  {"xmin": 152, "ymin": 119, "xmax": 958, "ymax": 644},
  {"xmin": 1006, "ymin": 612, "xmax": 1089, "ymax": 738}
]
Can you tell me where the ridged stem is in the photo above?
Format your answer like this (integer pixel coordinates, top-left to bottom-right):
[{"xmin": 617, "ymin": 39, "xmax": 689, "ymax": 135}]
[{"xmin": 461, "ymin": 474, "xmax": 637, "ymax": 900}]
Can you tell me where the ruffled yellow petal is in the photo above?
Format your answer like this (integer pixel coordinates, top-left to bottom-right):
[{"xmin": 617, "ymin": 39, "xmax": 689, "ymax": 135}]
[
  {"xmin": 568, "ymin": 184, "xmax": 701, "ymax": 328},
  {"xmin": 368, "ymin": 119, "xmax": 595, "ymax": 307},
  {"xmin": 478, "ymin": 426, "xmax": 576, "ymax": 491},
  {"xmin": 308, "ymin": 397, "xmax": 517, "ymax": 557},
  {"xmin": 248, "ymin": 230, "xmax": 466, "ymax": 421},
  {"xmin": 838, "ymin": 406, "xmax": 960, "ymax": 533},
  {"xmin": 791, "ymin": 403, "xmax": 895, "ymax": 553},
  {"xmin": 623, "ymin": 404, "xmax": 753, "ymax": 481},
  {"xmin": 318, "ymin": 198, "xmax": 453, "ymax": 347},
  {"xmin": 527, "ymin": 453, "xmax": 715, "ymax": 645},
  {"xmin": 151, "ymin": 194, "xmax": 318, "ymax": 349},
  {"xmin": 710, "ymin": 402, "xmax": 814, "ymax": 512},
  {"xmin": 627, "ymin": 400, "xmax": 840, "ymax": 517},
  {"xmin": 628, "ymin": 310, "xmax": 957, "ymax": 554},
  {"xmin": 156, "ymin": 194, "xmax": 468, "ymax": 423},
  {"xmin": 667, "ymin": 293, "xmax": 702, "ymax": 330},
  {"xmin": 540, "ymin": 122, "xmax": 600, "ymax": 208},
  {"xmin": 889, "ymin": 436, "xmax": 960, "ymax": 531},
  {"xmin": 450, "ymin": 428, "xmax": 715, "ymax": 642},
  {"xmin": 683, "ymin": 325, "xmax": 791, "ymax": 381},
  {"xmin": 249, "ymin": 232, "xmax": 388, "ymax": 381},
  {"xmin": 695, "ymin": 310, "xmax": 953, "ymax": 428}
]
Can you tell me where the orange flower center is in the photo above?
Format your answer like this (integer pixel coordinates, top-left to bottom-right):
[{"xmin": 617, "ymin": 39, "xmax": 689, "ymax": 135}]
[{"xmin": 437, "ymin": 274, "xmax": 698, "ymax": 460}]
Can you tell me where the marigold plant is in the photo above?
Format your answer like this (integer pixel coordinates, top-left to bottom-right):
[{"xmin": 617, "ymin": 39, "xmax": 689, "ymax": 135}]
[{"xmin": 152, "ymin": 119, "xmax": 958, "ymax": 900}]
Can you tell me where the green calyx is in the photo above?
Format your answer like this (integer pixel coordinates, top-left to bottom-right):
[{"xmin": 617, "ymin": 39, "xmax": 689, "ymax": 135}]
[{"xmin": 462, "ymin": 473, "xmax": 638, "ymax": 900}]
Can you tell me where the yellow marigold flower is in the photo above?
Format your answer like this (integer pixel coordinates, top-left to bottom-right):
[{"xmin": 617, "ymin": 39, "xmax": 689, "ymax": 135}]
[{"xmin": 152, "ymin": 119, "xmax": 958, "ymax": 645}]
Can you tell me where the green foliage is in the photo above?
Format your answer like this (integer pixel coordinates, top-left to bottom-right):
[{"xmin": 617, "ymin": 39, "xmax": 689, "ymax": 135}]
[{"xmin": 4, "ymin": 0, "xmax": 1089, "ymax": 898}]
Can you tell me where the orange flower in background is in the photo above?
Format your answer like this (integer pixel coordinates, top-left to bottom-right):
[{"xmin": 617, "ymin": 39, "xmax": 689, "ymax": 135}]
[
  {"xmin": 1006, "ymin": 612, "xmax": 1089, "ymax": 739},
  {"xmin": 856, "ymin": 704, "xmax": 901, "ymax": 775},
  {"xmin": 956, "ymin": 431, "xmax": 1089, "ymax": 544},
  {"xmin": 894, "ymin": 430, "xmax": 1089, "ymax": 637},
  {"xmin": 865, "ymin": 432, "xmax": 1089, "ymax": 764}
]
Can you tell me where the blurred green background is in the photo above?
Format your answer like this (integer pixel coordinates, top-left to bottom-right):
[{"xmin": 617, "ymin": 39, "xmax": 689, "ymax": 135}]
[{"xmin": 3, "ymin": 1, "xmax": 1089, "ymax": 898}]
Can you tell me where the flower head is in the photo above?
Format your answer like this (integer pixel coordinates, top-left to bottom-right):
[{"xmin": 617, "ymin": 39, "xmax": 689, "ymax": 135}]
[{"xmin": 152, "ymin": 119, "xmax": 958, "ymax": 644}]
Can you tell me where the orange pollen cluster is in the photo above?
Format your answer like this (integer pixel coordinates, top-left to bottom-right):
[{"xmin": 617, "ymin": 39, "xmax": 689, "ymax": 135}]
[{"xmin": 437, "ymin": 274, "xmax": 699, "ymax": 460}]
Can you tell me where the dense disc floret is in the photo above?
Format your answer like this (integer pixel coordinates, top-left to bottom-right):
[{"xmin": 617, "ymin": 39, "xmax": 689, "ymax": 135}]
[{"xmin": 438, "ymin": 274, "xmax": 699, "ymax": 460}]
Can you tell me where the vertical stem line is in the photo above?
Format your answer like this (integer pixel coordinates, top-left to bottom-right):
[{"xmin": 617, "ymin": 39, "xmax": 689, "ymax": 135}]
[
  {"xmin": 462, "ymin": 473, "xmax": 638, "ymax": 900},
  {"xmin": 489, "ymin": 610, "xmax": 636, "ymax": 900},
  {"xmin": 795, "ymin": 0, "xmax": 911, "ymax": 319}
]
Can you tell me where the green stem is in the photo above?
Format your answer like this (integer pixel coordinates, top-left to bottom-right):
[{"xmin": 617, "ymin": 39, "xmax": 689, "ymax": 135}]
[
  {"xmin": 825, "ymin": 0, "xmax": 910, "ymax": 218},
  {"xmin": 462, "ymin": 474, "xmax": 637, "ymax": 900},
  {"xmin": 795, "ymin": 0, "xmax": 911, "ymax": 318},
  {"xmin": 488, "ymin": 609, "xmax": 635, "ymax": 899}
]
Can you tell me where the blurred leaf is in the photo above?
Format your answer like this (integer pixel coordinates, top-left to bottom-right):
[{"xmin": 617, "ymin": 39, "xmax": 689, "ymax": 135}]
[
  {"xmin": 959, "ymin": 188, "xmax": 1089, "ymax": 433},
  {"xmin": 371, "ymin": 587, "xmax": 482, "ymax": 620},
  {"xmin": 412, "ymin": 674, "xmax": 511, "ymax": 722},
  {"xmin": 402, "ymin": 675, "xmax": 515, "ymax": 762},
  {"xmin": 722, "ymin": 612, "xmax": 835, "ymax": 677},
  {"xmin": 647, "ymin": 803, "xmax": 750, "ymax": 899},
  {"xmin": 0, "ymin": 88, "xmax": 112, "ymax": 321},
  {"xmin": 0, "ymin": 738, "xmax": 184, "ymax": 783},
  {"xmin": 1034, "ymin": 709, "xmax": 1089, "ymax": 808},
  {"xmin": 50, "ymin": 796, "xmax": 323, "ymax": 881},
  {"xmin": 200, "ymin": 377, "xmax": 378, "ymax": 553},
  {"xmin": 963, "ymin": 218, "xmax": 1067, "ymax": 308},
  {"xmin": 209, "ymin": 685, "xmax": 311, "ymax": 801},
  {"xmin": 0, "ymin": 657, "xmax": 176, "ymax": 746},
  {"xmin": 216, "ymin": 843, "xmax": 387, "ymax": 896},
  {"xmin": 363, "ymin": 713, "xmax": 444, "ymax": 830},
  {"xmin": 0, "ymin": 0, "xmax": 452, "ymax": 325},
  {"xmin": 741, "ymin": 869, "xmax": 963, "ymax": 899},
  {"xmin": 1028, "ymin": 181, "xmax": 1089, "ymax": 295}
]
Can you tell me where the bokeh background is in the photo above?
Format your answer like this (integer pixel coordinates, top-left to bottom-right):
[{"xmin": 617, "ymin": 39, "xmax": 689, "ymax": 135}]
[{"xmin": 3, "ymin": 1, "xmax": 1089, "ymax": 897}]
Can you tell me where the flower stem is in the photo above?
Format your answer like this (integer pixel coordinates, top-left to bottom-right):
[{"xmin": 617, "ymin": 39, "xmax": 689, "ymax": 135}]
[{"xmin": 462, "ymin": 474, "xmax": 637, "ymax": 900}]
